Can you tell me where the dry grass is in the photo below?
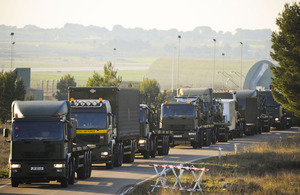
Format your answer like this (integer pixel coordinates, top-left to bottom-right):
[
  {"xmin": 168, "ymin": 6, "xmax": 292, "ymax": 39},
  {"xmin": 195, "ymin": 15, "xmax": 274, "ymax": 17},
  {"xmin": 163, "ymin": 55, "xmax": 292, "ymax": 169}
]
[{"xmin": 130, "ymin": 134, "xmax": 300, "ymax": 195}]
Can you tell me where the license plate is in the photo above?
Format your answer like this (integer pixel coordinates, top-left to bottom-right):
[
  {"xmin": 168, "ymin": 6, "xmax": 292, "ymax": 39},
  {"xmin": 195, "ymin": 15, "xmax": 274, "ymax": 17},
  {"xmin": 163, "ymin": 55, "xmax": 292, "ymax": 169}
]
[
  {"xmin": 173, "ymin": 135, "xmax": 182, "ymax": 138},
  {"xmin": 30, "ymin": 167, "xmax": 44, "ymax": 171}
]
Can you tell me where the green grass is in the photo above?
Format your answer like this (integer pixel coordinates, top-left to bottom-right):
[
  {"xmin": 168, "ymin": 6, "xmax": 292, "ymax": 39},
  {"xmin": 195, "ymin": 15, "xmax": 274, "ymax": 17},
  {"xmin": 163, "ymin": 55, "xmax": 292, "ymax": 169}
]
[
  {"xmin": 130, "ymin": 134, "xmax": 300, "ymax": 194},
  {"xmin": 146, "ymin": 58, "xmax": 257, "ymax": 90}
]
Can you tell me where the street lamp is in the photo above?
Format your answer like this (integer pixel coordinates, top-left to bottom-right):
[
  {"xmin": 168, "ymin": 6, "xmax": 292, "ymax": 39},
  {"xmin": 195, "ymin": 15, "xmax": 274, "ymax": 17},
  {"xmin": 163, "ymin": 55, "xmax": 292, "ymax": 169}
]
[
  {"xmin": 240, "ymin": 42, "xmax": 243, "ymax": 89},
  {"xmin": 222, "ymin": 53, "xmax": 225, "ymax": 89},
  {"xmin": 172, "ymin": 46, "xmax": 176, "ymax": 93},
  {"xmin": 212, "ymin": 39, "xmax": 216, "ymax": 89},
  {"xmin": 177, "ymin": 35, "xmax": 181, "ymax": 89},
  {"xmin": 10, "ymin": 32, "xmax": 15, "ymax": 71}
]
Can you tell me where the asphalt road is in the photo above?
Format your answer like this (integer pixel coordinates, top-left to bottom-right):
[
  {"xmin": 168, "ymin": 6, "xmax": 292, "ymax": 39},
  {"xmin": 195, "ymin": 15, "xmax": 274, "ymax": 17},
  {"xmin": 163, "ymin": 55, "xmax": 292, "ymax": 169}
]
[{"xmin": 0, "ymin": 128, "xmax": 298, "ymax": 195}]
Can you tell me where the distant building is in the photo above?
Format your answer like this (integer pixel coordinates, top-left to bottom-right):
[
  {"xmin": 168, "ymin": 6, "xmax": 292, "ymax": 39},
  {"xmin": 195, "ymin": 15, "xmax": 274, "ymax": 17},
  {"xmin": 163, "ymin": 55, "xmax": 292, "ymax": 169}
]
[{"xmin": 13, "ymin": 68, "xmax": 44, "ymax": 100}]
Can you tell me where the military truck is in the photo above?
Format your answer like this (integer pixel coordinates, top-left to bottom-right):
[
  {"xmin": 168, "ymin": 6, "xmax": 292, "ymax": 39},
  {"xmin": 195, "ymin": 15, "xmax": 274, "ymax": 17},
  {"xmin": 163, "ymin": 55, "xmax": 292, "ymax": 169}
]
[
  {"xmin": 213, "ymin": 90, "xmax": 243, "ymax": 138},
  {"xmin": 138, "ymin": 104, "xmax": 171, "ymax": 158},
  {"xmin": 3, "ymin": 101, "xmax": 93, "ymax": 188},
  {"xmin": 68, "ymin": 87, "xmax": 140, "ymax": 169},
  {"xmin": 235, "ymin": 89, "xmax": 271, "ymax": 135},
  {"xmin": 257, "ymin": 89, "xmax": 291, "ymax": 130},
  {"xmin": 161, "ymin": 88, "xmax": 222, "ymax": 149}
]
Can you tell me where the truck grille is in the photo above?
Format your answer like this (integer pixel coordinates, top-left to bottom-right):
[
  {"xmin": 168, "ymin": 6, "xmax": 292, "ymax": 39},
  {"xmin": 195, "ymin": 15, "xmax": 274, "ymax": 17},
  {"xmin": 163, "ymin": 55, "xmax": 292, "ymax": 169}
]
[{"xmin": 23, "ymin": 152, "xmax": 49, "ymax": 159}]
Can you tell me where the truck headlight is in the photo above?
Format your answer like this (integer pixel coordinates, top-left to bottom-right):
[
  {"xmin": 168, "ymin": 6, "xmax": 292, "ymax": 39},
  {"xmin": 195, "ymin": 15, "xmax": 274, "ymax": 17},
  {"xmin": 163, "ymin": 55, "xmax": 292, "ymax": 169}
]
[
  {"xmin": 101, "ymin": 152, "xmax": 108, "ymax": 156},
  {"xmin": 11, "ymin": 164, "xmax": 21, "ymax": 169},
  {"xmin": 54, "ymin": 164, "xmax": 65, "ymax": 168},
  {"xmin": 275, "ymin": 118, "xmax": 279, "ymax": 121},
  {"xmin": 138, "ymin": 139, "xmax": 146, "ymax": 144}
]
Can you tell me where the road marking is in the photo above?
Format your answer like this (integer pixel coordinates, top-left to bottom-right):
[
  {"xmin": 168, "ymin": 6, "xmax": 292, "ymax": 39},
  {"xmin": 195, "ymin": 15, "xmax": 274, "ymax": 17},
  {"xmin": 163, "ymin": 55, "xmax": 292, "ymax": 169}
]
[{"xmin": 0, "ymin": 183, "xmax": 10, "ymax": 189}]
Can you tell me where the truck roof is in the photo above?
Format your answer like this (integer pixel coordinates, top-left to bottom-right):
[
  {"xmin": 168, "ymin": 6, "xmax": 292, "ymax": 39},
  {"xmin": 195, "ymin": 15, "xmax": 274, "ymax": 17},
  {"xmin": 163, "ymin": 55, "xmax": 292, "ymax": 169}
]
[{"xmin": 12, "ymin": 101, "xmax": 69, "ymax": 119}]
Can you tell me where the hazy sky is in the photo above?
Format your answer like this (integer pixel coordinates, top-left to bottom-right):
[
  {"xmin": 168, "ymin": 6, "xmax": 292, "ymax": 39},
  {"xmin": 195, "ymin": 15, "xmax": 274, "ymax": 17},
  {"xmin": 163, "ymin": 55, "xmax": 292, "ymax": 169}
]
[{"xmin": 0, "ymin": 0, "xmax": 297, "ymax": 32}]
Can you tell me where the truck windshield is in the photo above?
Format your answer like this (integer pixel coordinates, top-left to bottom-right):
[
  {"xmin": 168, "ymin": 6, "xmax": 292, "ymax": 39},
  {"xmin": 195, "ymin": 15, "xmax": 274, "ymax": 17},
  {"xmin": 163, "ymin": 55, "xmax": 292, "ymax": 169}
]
[
  {"xmin": 265, "ymin": 96, "xmax": 280, "ymax": 106},
  {"xmin": 12, "ymin": 121, "xmax": 63, "ymax": 141},
  {"xmin": 238, "ymin": 99, "xmax": 246, "ymax": 110},
  {"xmin": 140, "ymin": 109, "xmax": 145, "ymax": 123},
  {"xmin": 71, "ymin": 112, "xmax": 107, "ymax": 129},
  {"xmin": 162, "ymin": 104, "xmax": 195, "ymax": 117}
]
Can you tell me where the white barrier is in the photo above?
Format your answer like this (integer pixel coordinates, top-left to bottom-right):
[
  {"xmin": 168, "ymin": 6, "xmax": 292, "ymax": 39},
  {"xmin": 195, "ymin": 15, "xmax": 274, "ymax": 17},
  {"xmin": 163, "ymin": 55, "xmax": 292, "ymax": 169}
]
[{"xmin": 150, "ymin": 164, "xmax": 209, "ymax": 194}]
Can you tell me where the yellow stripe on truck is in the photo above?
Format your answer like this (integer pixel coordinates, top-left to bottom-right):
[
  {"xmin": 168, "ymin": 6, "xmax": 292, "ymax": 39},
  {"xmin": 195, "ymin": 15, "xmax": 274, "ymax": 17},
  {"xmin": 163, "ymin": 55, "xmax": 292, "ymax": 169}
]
[{"xmin": 76, "ymin": 129, "xmax": 108, "ymax": 134}]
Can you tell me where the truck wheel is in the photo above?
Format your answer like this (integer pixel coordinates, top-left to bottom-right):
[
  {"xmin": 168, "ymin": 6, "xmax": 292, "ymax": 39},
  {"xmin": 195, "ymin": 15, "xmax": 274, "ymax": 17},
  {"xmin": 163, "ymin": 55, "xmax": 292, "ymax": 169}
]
[
  {"xmin": 61, "ymin": 177, "xmax": 68, "ymax": 188},
  {"xmin": 77, "ymin": 151, "xmax": 87, "ymax": 179},
  {"xmin": 165, "ymin": 136, "xmax": 170, "ymax": 155},
  {"xmin": 11, "ymin": 179, "xmax": 19, "ymax": 187},
  {"xmin": 211, "ymin": 127, "xmax": 217, "ymax": 144},
  {"xmin": 114, "ymin": 143, "xmax": 123, "ymax": 167},
  {"xmin": 143, "ymin": 137, "xmax": 151, "ymax": 159},
  {"xmin": 198, "ymin": 130, "xmax": 203, "ymax": 148},
  {"xmin": 69, "ymin": 157, "xmax": 75, "ymax": 184},
  {"xmin": 150, "ymin": 136, "xmax": 156, "ymax": 158},
  {"xmin": 124, "ymin": 141, "xmax": 135, "ymax": 163},
  {"xmin": 130, "ymin": 141, "xmax": 136, "ymax": 162},
  {"xmin": 106, "ymin": 153, "xmax": 114, "ymax": 169},
  {"xmin": 61, "ymin": 164, "xmax": 69, "ymax": 187},
  {"xmin": 87, "ymin": 151, "xmax": 92, "ymax": 177}
]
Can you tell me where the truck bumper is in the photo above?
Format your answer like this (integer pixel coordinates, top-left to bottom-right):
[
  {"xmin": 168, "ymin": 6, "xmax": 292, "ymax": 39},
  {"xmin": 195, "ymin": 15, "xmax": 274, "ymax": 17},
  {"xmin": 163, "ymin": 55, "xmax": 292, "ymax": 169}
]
[
  {"xmin": 172, "ymin": 130, "xmax": 196, "ymax": 143},
  {"xmin": 9, "ymin": 160, "xmax": 67, "ymax": 183},
  {"xmin": 91, "ymin": 146, "xmax": 112, "ymax": 164}
]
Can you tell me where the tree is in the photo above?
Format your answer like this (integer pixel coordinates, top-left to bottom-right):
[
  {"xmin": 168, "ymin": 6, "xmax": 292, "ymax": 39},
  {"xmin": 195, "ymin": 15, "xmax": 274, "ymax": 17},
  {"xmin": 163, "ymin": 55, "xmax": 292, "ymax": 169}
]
[
  {"xmin": 0, "ymin": 71, "xmax": 26, "ymax": 122},
  {"xmin": 140, "ymin": 78, "xmax": 160, "ymax": 105},
  {"xmin": 25, "ymin": 92, "xmax": 35, "ymax": 101},
  {"xmin": 86, "ymin": 61, "xmax": 122, "ymax": 87},
  {"xmin": 270, "ymin": 2, "xmax": 300, "ymax": 121},
  {"xmin": 54, "ymin": 74, "xmax": 76, "ymax": 100}
]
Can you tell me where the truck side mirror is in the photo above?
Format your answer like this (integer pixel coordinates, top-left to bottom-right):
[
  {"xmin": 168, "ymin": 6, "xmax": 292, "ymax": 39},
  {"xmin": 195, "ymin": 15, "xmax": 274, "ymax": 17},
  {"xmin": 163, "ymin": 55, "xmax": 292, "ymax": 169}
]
[{"xmin": 3, "ymin": 128, "xmax": 9, "ymax": 137}]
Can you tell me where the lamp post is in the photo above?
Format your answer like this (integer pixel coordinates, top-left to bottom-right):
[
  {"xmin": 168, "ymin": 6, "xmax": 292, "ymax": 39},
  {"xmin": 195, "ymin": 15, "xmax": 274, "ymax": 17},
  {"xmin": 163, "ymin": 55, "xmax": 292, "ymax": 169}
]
[
  {"xmin": 177, "ymin": 35, "xmax": 181, "ymax": 89},
  {"xmin": 240, "ymin": 42, "xmax": 243, "ymax": 89},
  {"xmin": 10, "ymin": 32, "xmax": 15, "ymax": 71},
  {"xmin": 113, "ymin": 48, "xmax": 116, "ymax": 66},
  {"xmin": 172, "ymin": 46, "xmax": 176, "ymax": 93},
  {"xmin": 212, "ymin": 39, "xmax": 216, "ymax": 89},
  {"xmin": 222, "ymin": 53, "xmax": 225, "ymax": 89}
]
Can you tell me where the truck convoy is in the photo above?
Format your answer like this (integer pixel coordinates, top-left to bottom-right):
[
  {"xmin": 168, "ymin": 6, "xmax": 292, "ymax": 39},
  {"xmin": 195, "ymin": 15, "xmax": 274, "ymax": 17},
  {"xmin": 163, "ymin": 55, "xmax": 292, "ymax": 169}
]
[
  {"xmin": 3, "ymin": 101, "xmax": 93, "ymax": 187},
  {"xmin": 68, "ymin": 87, "xmax": 140, "ymax": 169},
  {"xmin": 138, "ymin": 104, "xmax": 171, "ymax": 157},
  {"xmin": 161, "ymin": 88, "xmax": 230, "ymax": 149}
]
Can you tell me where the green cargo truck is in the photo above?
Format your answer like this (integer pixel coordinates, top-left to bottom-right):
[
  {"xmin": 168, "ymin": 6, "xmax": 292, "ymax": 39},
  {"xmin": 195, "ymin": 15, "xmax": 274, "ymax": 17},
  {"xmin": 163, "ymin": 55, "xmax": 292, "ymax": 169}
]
[
  {"xmin": 138, "ymin": 104, "xmax": 171, "ymax": 157},
  {"xmin": 3, "ymin": 101, "xmax": 93, "ymax": 187},
  {"xmin": 68, "ymin": 87, "xmax": 140, "ymax": 169}
]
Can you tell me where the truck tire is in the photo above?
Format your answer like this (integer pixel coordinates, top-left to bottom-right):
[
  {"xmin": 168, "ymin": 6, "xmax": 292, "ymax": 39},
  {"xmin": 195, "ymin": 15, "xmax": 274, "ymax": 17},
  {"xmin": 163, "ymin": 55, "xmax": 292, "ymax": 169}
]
[
  {"xmin": 11, "ymin": 179, "xmax": 19, "ymax": 187},
  {"xmin": 211, "ymin": 127, "xmax": 217, "ymax": 144},
  {"xmin": 77, "ymin": 151, "xmax": 87, "ymax": 179},
  {"xmin": 69, "ymin": 157, "xmax": 75, "ymax": 184},
  {"xmin": 87, "ymin": 151, "xmax": 92, "ymax": 177},
  {"xmin": 162, "ymin": 135, "xmax": 169, "ymax": 154},
  {"xmin": 61, "ymin": 177, "xmax": 68, "ymax": 188},
  {"xmin": 203, "ymin": 129, "xmax": 211, "ymax": 146},
  {"xmin": 198, "ymin": 130, "xmax": 204, "ymax": 148},
  {"xmin": 150, "ymin": 136, "xmax": 157, "ymax": 158},
  {"xmin": 115, "ymin": 143, "xmax": 123, "ymax": 167},
  {"xmin": 124, "ymin": 141, "xmax": 135, "ymax": 163},
  {"xmin": 61, "ymin": 164, "xmax": 69, "ymax": 187},
  {"xmin": 143, "ymin": 137, "xmax": 151, "ymax": 159}
]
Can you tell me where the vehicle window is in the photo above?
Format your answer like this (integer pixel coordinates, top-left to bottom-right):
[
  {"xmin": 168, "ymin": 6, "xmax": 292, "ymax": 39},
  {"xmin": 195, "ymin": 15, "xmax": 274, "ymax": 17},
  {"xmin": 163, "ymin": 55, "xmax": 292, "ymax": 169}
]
[{"xmin": 12, "ymin": 121, "xmax": 63, "ymax": 141}]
